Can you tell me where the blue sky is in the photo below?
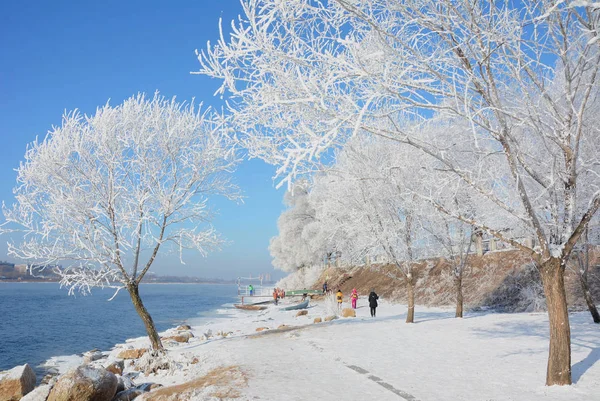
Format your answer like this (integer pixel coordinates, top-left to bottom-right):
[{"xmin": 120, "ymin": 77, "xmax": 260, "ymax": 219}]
[{"xmin": 0, "ymin": 0, "xmax": 287, "ymax": 280}]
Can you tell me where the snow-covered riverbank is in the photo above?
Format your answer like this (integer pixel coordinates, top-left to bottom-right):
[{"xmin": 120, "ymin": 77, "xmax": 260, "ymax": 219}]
[{"xmin": 43, "ymin": 297, "xmax": 600, "ymax": 400}]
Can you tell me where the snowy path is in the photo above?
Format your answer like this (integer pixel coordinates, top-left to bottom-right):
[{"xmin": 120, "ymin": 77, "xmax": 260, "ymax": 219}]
[
  {"xmin": 185, "ymin": 304, "xmax": 600, "ymax": 401},
  {"xmin": 198, "ymin": 324, "xmax": 416, "ymax": 401},
  {"xmin": 102, "ymin": 301, "xmax": 600, "ymax": 400}
]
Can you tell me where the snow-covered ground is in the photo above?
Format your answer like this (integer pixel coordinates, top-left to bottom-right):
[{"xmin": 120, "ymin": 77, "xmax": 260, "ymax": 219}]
[{"xmin": 46, "ymin": 297, "xmax": 600, "ymax": 400}]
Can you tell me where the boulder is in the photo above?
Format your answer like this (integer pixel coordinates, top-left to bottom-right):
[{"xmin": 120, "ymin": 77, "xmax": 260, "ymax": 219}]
[
  {"xmin": 115, "ymin": 375, "xmax": 135, "ymax": 394},
  {"xmin": 20, "ymin": 384, "xmax": 52, "ymax": 401},
  {"xmin": 160, "ymin": 335, "xmax": 189, "ymax": 343},
  {"xmin": 105, "ymin": 360, "xmax": 124, "ymax": 376},
  {"xmin": 175, "ymin": 325, "xmax": 191, "ymax": 331},
  {"xmin": 117, "ymin": 349, "xmax": 147, "ymax": 360},
  {"xmin": 313, "ymin": 317, "xmax": 322, "ymax": 323},
  {"xmin": 112, "ymin": 388, "xmax": 145, "ymax": 401},
  {"xmin": 295, "ymin": 310, "xmax": 308, "ymax": 317},
  {"xmin": 83, "ymin": 351, "xmax": 105, "ymax": 364},
  {"xmin": 324, "ymin": 315, "xmax": 338, "ymax": 322},
  {"xmin": 47, "ymin": 366, "xmax": 118, "ymax": 401},
  {"xmin": 0, "ymin": 363, "xmax": 36, "ymax": 401},
  {"xmin": 41, "ymin": 370, "xmax": 59, "ymax": 386},
  {"xmin": 255, "ymin": 327, "xmax": 269, "ymax": 332},
  {"xmin": 161, "ymin": 331, "xmax": 194, "ymax": 343},
  {"xmin": 342, "ymin": 308, "xmax": 356, "ymax": 318},
  {"xmin": 136, "ymin": 354, "xmax": 171, "ymax": 376}
]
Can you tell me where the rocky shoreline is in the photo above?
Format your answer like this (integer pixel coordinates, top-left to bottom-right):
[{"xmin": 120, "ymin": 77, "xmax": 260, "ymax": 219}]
[
  {"xmin": 0, "ymin": 296, "xmax": 345, "ymax": 401},
  {"xmin": 0, "ymin": 324, "xmax": 196, "ymax": 401}
]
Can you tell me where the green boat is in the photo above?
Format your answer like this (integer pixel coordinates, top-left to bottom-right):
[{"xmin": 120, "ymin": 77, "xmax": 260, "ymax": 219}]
[{"xmin": 284, "ymin": 289, "xmax": 322, "ymax": 296}]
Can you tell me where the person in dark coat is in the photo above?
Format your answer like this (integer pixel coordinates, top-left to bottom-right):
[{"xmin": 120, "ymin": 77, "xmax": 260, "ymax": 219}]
[{"xmin": 368, "ymin": 289, "xmax": 379, "ymax": 317}]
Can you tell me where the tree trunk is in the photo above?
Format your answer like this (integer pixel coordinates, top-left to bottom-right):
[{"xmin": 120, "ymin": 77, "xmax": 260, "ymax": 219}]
[
  {"xmin": 406, "ymin": 277, "xmax": 415, "ymax": 323},
  {"xmin": 579, "ymin": 273, "xmax": 600, "ymax": 324},
  {"xmin": 455, "ymin": 275, "xmax": 463, "ymax": 318},
  {"xmin": 539, "ymin": 257, "xmax": 571, "ymax": 386},
  {"xmin": 127, "ymin": 283, "xmax": 164, "ymax": 351}
]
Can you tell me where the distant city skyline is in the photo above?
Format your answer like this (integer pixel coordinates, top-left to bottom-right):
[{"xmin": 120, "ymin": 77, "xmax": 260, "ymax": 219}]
[{"xmin": 0, "ymin": 0, "xmax": 287, "ymax": 280}]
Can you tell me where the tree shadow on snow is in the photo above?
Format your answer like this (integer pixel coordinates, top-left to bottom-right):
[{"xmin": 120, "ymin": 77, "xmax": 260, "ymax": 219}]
[
  {"xmin": 413, "ymin": 310, "xmax": 456, "ymax": 323},
  {"xmin": 326, "ymin": 313, "xmax": 407, "ymax": 327},
  {"xmin": 328, "ymin": 309, "xmax": 457, "ymax": 326},
  {"xmin": 469, "ymin": 312, "xmax": 600, "ymax": 383},
  {"xmin": 572, "ymin": 346, "xmax": 600, "ymax": 384}
]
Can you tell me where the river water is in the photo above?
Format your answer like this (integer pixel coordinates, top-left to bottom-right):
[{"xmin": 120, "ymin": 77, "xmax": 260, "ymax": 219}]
[{"xmin": 0, "ymin": 282, "xmax": 238, "ymax": 375}]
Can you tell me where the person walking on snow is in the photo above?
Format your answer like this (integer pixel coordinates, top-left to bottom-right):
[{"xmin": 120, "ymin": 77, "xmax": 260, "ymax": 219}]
[
  {"xmin": 248, "ymin": 284, "xmax": 254, "ymax": 296},
  {"xmin": 336, "ymin": 289, "xmax": 343, "ymax": 312},
  {"xmin": 273, "ymin": 288, "xmax": 279, "ymax": 305},
  {"xmin": 350, "ymin": 288, "xmax": 358, "ymax": 309},
  {"xmin": 368, "ymin": 289, "xmax": 379, "ymax": 317}
]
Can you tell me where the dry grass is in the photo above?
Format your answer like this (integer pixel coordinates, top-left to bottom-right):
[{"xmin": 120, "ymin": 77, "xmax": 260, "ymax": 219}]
[{"xmin": 142, "ymin": 365, "xmax": 248, "ymax": 400}]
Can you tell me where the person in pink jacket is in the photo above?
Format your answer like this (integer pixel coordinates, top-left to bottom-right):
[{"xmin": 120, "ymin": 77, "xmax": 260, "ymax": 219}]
[{"xmin": 350, "ymin": 288, "xmax": 358, "ymax": 309}]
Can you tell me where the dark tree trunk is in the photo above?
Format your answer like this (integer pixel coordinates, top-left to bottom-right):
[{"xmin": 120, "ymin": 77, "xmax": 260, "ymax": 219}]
[
  {"xmin": 406, "ymin": 276, "xmax": 415, "ymax": 323},
  {"xmin": 127, "ymin": 283, "xmax": 163, "ymax": 351},
  {"xmin": 576, "ymin": 237, "xmax": 600, "ymax": 324},
  {"xmin": 579, "ymin": 273, "xmax": 600, "ymax": 324},
  {"xmin": 455, "ymin": 275, "xmax": 463, "ymax": 318},
  {"xmin": 539, "ymin": 257, "xmax": 571, "ymax": 386}
]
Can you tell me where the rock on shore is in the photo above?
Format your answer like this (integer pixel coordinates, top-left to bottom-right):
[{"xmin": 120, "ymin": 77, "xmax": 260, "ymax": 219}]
[
  {"xmin": 0, "ymin": 364, "xmax": 36, "ymax": 401},
  {"xmin": 47, "ymin": 366, "xmax": 117, "ymax": 401},
  {"xmin": 20, "ymin": 384, "xmax": 52, "ymax": 401},
  {"xmin": 341, "ymin": 308, "xmax": 356, "ymax": 317},
  {"xmin": 117, "ymin": 349, "xmax": 147, "ymax": 360}
]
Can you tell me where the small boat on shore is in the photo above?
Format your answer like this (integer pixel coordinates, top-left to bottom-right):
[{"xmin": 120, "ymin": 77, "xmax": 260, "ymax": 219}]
[
  {"xmin": 248, "ymin": 299, "xmax": 274, "ymax": 305},
  {"xmin": 234, "ymin": 304, "xmax": 268, "ymax": 311},
  {"xmin": 280, "ymin": 299, "xmax": 309, "ymax": 311}
]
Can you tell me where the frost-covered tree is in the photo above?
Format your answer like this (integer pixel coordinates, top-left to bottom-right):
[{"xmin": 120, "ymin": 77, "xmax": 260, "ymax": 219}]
[
  {"xmin": 570, "ymin": 104, "xmax": 600, "ymax": 324},
  {"xmin": 425, "ymin": 212, "xmax": 474, "ymax": 319},
  {"xmin": 572, "ymin": 219, "xmax": 600, "ymax": 323},
  {"xmin": 1, "ymin": 93, "xmax": 240, "ymax": 351},
  {"xmin": 196, "ymin": 0, "xmax": 600, "ymax": 385},
  {"xmin": 311, "ymin": 136, "xmax": 437, "ymax": 323},
  {"xmin": 269, "ymin": 181, "xmax": 326, "ymax": 272}
]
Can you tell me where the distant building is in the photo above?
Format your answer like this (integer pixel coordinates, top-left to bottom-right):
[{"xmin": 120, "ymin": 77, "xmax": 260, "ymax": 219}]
[
  {"xmin": 0, "ymin": 262, "xmax": 63, "ymax": 281},
  {"xmin": 0, "ymin": 262, "xmax": 16, "ymax": 275},
  {"xmin": 14, "ymin": 264, "xmax": 28, "ymax": 274}
]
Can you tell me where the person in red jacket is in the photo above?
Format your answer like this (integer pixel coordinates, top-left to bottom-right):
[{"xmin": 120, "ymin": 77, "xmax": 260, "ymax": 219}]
[{"xmin": 350, "ymin": 288, "xmax": 358, "ymax": 309}]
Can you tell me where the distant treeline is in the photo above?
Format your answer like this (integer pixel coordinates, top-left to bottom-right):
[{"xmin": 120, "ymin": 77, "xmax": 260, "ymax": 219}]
[{"xmin": 0, "ymin": 263, "xmax": 238, "ymax": 284}]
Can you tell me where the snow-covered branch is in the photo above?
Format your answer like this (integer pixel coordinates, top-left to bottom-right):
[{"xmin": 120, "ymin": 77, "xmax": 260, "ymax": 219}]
[{"xmin": 1, "ymin": 92, "xmax": 241, "ymax": 294}]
